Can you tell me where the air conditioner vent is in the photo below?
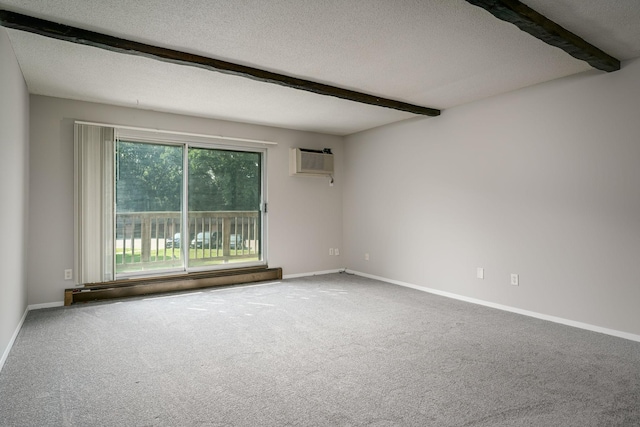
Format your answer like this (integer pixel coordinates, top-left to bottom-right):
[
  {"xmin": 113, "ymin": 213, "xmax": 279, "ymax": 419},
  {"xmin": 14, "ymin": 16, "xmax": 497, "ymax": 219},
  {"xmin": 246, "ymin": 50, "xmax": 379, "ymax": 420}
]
[{"xmin": 290, "ymin": 148, "xmax": 334, "ymax": 176}]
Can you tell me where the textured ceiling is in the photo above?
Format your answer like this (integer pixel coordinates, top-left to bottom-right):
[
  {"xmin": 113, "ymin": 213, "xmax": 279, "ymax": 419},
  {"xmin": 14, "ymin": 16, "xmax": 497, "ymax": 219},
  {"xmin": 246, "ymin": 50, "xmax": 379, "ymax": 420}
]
[{"xmin": 2, "ymin": 0, "xmax": 640, "ymax": 135}]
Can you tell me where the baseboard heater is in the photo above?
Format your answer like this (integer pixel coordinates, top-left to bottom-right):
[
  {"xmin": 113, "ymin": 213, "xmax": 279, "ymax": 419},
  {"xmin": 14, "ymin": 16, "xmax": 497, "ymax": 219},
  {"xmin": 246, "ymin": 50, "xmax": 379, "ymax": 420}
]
[{"xmin": 64, "ymin": 266, "xmax": 283, "ymax": 306}]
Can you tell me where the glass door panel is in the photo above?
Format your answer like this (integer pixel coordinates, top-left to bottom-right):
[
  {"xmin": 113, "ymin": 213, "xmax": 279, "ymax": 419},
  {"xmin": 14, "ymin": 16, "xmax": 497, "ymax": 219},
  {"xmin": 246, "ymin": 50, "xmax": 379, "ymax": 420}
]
[
  {"xmin": 115, "ymin": 141, "xmax": 184, "ymax": 275},
  {"xmin": 188, "ymin": 147, "xmax": 262, "ymax": 268}
]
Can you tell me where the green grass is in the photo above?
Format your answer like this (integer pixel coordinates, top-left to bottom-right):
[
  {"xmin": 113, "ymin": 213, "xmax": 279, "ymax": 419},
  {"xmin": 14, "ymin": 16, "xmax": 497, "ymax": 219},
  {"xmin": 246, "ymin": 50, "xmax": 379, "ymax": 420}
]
[{"xmin": 115, "ymin": 247, "xmax": 259, "ymax": 273}]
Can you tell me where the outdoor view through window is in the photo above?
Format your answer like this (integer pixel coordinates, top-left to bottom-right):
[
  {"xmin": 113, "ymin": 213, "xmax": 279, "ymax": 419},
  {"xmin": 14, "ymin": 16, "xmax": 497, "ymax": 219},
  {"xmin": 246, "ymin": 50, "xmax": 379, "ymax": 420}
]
[{"xmin": 115, "ymin": 140, "xmax": 263, "ymax": 276}]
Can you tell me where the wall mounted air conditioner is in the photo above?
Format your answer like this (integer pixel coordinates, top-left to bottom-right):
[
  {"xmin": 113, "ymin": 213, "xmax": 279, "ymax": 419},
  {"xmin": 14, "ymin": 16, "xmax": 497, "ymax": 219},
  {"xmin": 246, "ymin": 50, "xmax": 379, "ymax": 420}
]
[{"xmin": 290, "ymin": 148, "xmax": 334, "ymax": 176}]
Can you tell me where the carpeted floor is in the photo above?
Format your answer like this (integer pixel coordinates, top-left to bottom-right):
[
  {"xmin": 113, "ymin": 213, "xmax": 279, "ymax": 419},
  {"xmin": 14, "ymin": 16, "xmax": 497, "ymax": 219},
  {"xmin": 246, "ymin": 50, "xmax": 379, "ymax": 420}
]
[{"xmin": 1, "ymin": 273, "xmax": 639, "ymax": 426}]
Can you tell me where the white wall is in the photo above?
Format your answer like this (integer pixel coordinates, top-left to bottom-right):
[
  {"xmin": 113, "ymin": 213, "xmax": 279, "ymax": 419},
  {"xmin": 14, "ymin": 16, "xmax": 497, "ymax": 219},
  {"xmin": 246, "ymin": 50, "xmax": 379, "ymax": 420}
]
[
  {"xmin": 0, "ymin": 28, "xmax": 29, "ymax": 367},
  {"xmin": 344, "ymin": 57, "xmax": 640, "ymax": 337},
  {"xmin": 28, "ymin": 96, "xmax": 343, "ymax": 304}
]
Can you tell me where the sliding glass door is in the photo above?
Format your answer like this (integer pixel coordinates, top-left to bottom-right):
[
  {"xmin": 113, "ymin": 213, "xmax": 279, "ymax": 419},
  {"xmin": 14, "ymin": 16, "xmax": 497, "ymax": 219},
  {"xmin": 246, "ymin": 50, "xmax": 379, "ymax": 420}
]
[{"xmin": 114, "ymin": 140, "xmax": 264, "ymax": 277}]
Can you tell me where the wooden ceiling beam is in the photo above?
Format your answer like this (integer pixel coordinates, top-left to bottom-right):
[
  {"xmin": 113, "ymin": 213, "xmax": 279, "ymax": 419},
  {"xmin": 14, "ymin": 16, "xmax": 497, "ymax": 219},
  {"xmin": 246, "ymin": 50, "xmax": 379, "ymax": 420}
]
[
  {"xmin": 465, "ymin": 0, "xmax": 620, "ymax": 72},
  {"xmin": 0, "ymin": 10, "xmax": 441, "ymax": 117}
]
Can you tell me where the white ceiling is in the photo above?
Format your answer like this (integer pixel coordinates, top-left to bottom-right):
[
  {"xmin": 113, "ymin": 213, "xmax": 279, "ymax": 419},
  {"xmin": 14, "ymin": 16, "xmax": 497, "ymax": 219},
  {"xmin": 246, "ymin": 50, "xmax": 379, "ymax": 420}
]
[{"xmin": 2, "ymin": 0, "xmax": 640, "ymax": 135}]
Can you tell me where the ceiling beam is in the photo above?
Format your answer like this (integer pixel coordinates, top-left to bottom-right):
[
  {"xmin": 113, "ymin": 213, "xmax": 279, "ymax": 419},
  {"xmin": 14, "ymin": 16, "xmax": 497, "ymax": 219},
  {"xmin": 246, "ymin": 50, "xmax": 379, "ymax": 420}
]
[
  {"xmin": 464, "ymin": 0, "xmax": 620, "ymax": 72},
  {"xmin": 0, "ymin": 10, "xmax": 440, "ymax": 117}
]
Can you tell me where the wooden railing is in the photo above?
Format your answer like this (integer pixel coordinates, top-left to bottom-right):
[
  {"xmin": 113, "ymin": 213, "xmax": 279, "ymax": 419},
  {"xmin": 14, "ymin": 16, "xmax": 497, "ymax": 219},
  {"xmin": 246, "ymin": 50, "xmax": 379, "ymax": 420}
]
[{"xmin": 115, "ymin": 211, "xmax": 260, "ymax": 272}]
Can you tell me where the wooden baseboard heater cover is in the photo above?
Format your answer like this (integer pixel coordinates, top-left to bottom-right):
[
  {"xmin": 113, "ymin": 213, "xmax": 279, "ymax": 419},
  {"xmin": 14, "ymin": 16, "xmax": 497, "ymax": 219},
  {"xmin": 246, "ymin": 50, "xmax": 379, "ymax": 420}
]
[{"xmin": 64, "ymin": 267, "xmax": 283, "ymax": 306}]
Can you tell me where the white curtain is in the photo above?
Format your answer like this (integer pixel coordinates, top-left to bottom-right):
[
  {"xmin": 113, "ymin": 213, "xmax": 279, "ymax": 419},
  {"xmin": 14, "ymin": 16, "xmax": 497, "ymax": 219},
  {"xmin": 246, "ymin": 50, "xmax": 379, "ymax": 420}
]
[{"xmin": 74, "ymin": 123, "xmax": 114, "ymax": 284}]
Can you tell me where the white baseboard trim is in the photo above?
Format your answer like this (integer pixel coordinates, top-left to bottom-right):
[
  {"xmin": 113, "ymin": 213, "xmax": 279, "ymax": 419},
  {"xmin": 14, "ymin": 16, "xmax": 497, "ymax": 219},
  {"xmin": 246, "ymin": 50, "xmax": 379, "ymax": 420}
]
[
  {"xmin": 27, "ymin": 301, "xmax": 64, "ymax": 310},
  {"xmin": 348, "ymin": 270, "xmax": 640, "ymax": 343},
  {"xmin": 1, "ymin": 301, "xmax": 65, "ymax": 374},
  {"xmin": 283, "ymin": 269, "xmax": 343, "ymax": 280},
  {"xmin": 0, "ymin": 307, "xmax": 29, "ymax": 373}
]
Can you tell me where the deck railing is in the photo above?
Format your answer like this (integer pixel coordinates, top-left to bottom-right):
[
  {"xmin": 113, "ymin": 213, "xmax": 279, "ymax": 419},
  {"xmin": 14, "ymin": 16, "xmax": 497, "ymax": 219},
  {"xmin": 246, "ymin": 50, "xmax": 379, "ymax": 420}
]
[{"xmin": 115, "ymin": 211, "xmax": 260, "ymax": 272}]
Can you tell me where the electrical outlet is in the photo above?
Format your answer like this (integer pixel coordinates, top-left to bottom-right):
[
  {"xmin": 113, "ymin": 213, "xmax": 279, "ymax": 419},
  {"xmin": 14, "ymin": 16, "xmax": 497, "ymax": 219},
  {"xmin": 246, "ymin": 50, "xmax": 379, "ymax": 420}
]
[
  {"xmin": 511, "ymin": 273, "xmax": 519, "ymax": 286},
  {"xmin": 64, "ymin": 269, "xmax": 73, "ymax": 280},
  {"xmin": 329, "ymin": 248, "xmax": 334, "ymax": 256},
  {"xmin": 334, "ymin": 248, "xmax": 339, "ymax": 256},
  {"xmin": 477, "ymin": 267, "xmax": 484, "ymax": 279},
  {"xmin": 365, "ymin": 253, "xmax": 369, "ymax": 261}
]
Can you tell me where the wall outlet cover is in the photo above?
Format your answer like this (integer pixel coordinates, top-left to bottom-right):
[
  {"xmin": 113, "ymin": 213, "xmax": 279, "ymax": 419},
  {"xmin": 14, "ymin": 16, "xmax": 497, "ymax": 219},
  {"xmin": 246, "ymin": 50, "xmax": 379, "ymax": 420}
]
[{"xmin": 511, "ymin": 273, "xmax": 519, "ymax": 286}]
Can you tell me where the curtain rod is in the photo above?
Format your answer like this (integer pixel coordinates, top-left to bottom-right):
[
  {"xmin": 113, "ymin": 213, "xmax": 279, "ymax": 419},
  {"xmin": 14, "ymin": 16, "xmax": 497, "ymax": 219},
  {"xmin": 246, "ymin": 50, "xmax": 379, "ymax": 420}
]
[{"xmin": 74, "ymin": 120, "xmax": 278, "ymax": 146}]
